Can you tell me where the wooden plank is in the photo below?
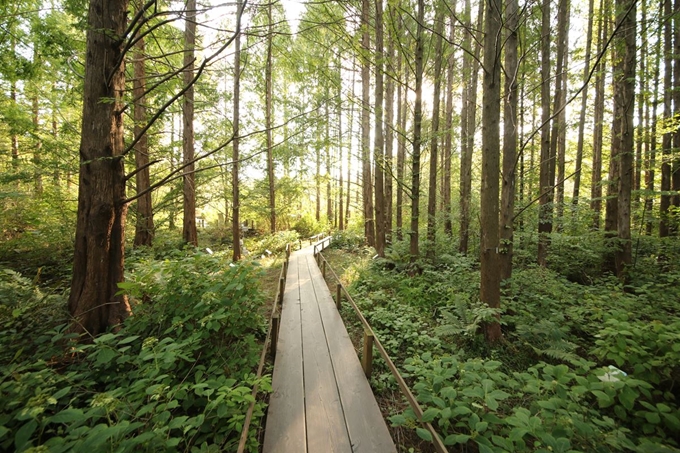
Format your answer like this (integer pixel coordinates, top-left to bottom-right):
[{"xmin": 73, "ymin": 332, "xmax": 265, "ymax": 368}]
[
  {"xmin": 308, "ymin": 258, "xmax": 397, "ymax": 453},
  {"xmin": 299, "ymin": 253, "xmax": 353, "ymax": 452},
  {"xmin": 263, "ymin": 254, "xmax": 306, "ymax": 453}
]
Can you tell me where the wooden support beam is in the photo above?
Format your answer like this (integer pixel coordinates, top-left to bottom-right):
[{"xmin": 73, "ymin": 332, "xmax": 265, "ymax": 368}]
[
  {"xmin": 322, "ymin": 260, "xmax": 326, "ymax": 279},
  {"xmin": 336, "ymin": 284, "xmax": 342, "ymax": 311},
  {"xmin": 270, "ymin": 313, "xmax": 280, "ymax": 359},
  {"xmin": 278, "ymin": 277, "xmax": 284, "ymax": 306},
  {"xmin": 362, "ymin": 329, "xmax": 374, "ymax": 378}
]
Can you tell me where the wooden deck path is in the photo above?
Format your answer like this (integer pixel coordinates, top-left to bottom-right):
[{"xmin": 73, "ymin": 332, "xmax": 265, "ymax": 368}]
[{"xmin": 263, "ymin": 246, "xmax": 397, "ymax": 453}]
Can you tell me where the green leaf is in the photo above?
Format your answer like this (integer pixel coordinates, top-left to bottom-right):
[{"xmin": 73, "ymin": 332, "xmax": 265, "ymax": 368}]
[
  {"xmin": 389, "ymin": 414, "xmax": 407, "ymax": 426},
  {"xmin": 509, "ymin": 427, "xmax": 528, "ymax": 442},
  {"xmin": 475, "ymin": 421, "xmax": 489, "ymax": 433},
  {"xmin": 421, "ymin": 408, "xmax": 439, "ymax": 423},
  {"xmin": 618, "ymin": 385, "xmax": 637, "ymax": 411},
  {"xmin": 52, "ymin": 386, "xmax": 73, "ymax": 400},
  {"xmin": 416, "ymin": 427, "xmax": 433, "ymax": 442},
  {"xmin": 444, "ymin": 434, "xmax": 470, "ymax": 445},
  {"xmin": 451, "ymin": 405, "xmax": 472, "ymax": 417},
  {"xmin": 645, "ymin": 411, "xmax": 661, "ymax": 424},
  {"xmin": 477, "ymin": 440, "xmax": 495, "ymax": 453},
  {"xmin": 15, "ymin": 419, "xmax": 37, "ymax": 451},
  {"xmin": 95, "ymin": 347, "xmax": 116, "ymax": 366},
  {"xmin": 485, "ymin": 395, "xmax": 499, "ymax": 411},
  {"xmin": 50, "ymin": 408, "xmax": 84, "ymax": 424},
  {"xmin": 118, "ymin": 335, "xmax": 140, "ymax": 345}
]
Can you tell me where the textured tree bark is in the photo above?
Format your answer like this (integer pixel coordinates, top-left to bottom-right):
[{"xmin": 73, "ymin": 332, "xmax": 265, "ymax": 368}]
[
  {"xmin": 396, "ymin": 35, "xmax": 406, "ymax": 242},
  {"xmin": 554, "ymin": 0, "xmax": 569, "ymax": 225},
  {"xmin": 614, "ymin": 0, "xmax": 636, "ymax": 279},
  {"xmin": 182, "ymin": 0, "xmax": 198, "ymax": 246},
  {"xmin": 646, "ymin": 23, "xmax": 662, "ymax": 235},
  {"xmin": 426, "ymin": 11, "xmax": 444, "ymax": 260},
  {"xmin": 384, "ymin": 18, "xmax": 394, "ymax": 244},
  {"xmin": 133, "ymin": 25, "xmax": 154, "ymax": 248},
  {"xmin": 537, "ymin": 0, "xmax": 553, "ymax": 267},
  {"xmin": 69, "ymin": 0, "xmax": 130, "ymax": 336},
  {"xmin": 671, "ymin": 0, "xmax": 680, "ymax": 227},
  {"xmin": 374, "ymin": 0, "xmax": 385, "ymax": 257},
  {"xmin": 500, "ymin": 0, "xmax": 519, "ymax": 282},
  {"xmin": 232, "ymin": 0, "xmax": 243, "ymax": 261},
  {"xmin": 481, "ymin": 0, "xmax": 503, "ymax": 342},
  {"xmin": 443, "ymin": 17, "xmax": 455, "ymax": 237},
  {"xmin": 410, "ymin": 0, "xmax": 424, "ymax": 262}
]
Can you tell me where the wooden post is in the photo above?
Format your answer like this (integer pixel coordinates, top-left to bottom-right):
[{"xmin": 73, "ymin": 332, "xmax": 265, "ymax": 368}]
[
  {"xmin": 283, "ymin": 260, "xmax": 288, "ymax": 277},
  {"xmin": 285, "ymin": 243, "xmax": 290, "ymax": 259},
  {"xmin": 271, "ymin": 313, "xmax": 280, "ymax": 359},
  {"xmin": 278, "ymin": 277, "xmax": 284, "ymax": 306},
  {"xmin": 336, "ymin": 284, "xmax": 342, "ymax": 310},
  {"xmin": 362, "ymin": 329, "xmax": 374, "ymax": 378},
  {"xmin": 322, "ymin": 260, "xmax": 326, "ymax": 279}
]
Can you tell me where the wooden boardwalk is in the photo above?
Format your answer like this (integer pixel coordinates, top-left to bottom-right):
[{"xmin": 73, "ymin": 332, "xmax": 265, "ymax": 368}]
[{"xmin": 263, "ymin": 246, "xmax": 396, "ymax": 453}]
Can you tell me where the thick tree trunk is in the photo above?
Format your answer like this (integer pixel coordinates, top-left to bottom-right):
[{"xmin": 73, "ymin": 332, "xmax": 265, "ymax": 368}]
[
  {"xmin": 182, "ymin": 0, "xmax": 198, "ymax": 246},
  {"xmin": 410, "ymin": 0, "xmax": 425, "ymax": 261},
  {"xmin": 133, "ymin": 29, "xmax": 154, "ymax": 248},
  {"xmin": 232, "ymin": 0, "xmax": 243, "ymax": 261},
  {"xmin": 614, "ymin": 0, "xmax": 636, "ymax": 278},
  {"xmin": 69, "ymin": 0, "xmax": 131, "ymax": 336},
  {"xmin": 426, "ymin": 11, "xmax": 444, "ymax": 260},
  {"xmin": 500, "ymin": 0, "xmax": 519, "ymax": 282},
  {"xmin": 537, "ymin": 0, "xmax": 553, "ymax": 266},
  {"xmin": 481, "ymin": 0, "xmax": 503, "ymax": 342},
  {"xmin": 266, "ymin": 1, "xmax": 276, "ymax": 233},
  {"xmin": 385, "ymin": 24, "xmax": 395, "ymax": 244},
  {"xmin": 374, "ymin": 0, "xmax": 386, "ymax": 256},
  {"xmin": 361, "ymin": 0, "xmax": 375, "ymax": 246}
]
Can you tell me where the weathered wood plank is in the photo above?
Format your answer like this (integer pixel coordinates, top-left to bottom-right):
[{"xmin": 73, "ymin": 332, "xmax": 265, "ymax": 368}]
[
  {"xmin": 263, "ymin": 256, "xmax": 306, "ymax": 453},
  {"xmin": 308, "ymin": 258, "xmax": 397, "ymax": 453},
  {"xmin": 299, "ymin": 253, "xmax": 353, "ymax": 452}
]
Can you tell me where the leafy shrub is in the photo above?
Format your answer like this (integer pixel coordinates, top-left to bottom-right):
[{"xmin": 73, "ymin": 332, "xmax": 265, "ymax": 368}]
[
  {"xmin": 331, "ymin": 229, "xmax": 365, "ymax": 251},
  {"xmin": 0, "ymin": 253, "xmax": 269, "ymax": 452},
  {"xmin": 292, "ymin": 214, "xmax": 326, "ymax": 237},
  {"xmin": 247, "ymin": 230, "xmax": 299, "ymax": 257}
]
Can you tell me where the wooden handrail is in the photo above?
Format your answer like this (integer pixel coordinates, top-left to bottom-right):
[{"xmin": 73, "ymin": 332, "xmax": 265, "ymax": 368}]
[
  {"xmin": 317, "ymin": 252, "xmax": 449, "ymax": 453},
  {"xmin": 236, "ymin": 245, "xmax": 290, "ymax": 453}
]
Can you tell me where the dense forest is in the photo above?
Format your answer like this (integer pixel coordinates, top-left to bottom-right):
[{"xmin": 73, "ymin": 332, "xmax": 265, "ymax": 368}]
[{"xmin": 1, "ymin": 0, "xmax": 679, "ymax": 451}]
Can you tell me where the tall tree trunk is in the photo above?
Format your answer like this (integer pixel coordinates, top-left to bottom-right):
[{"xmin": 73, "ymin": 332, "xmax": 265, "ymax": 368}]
[
  {"xmin": 634, "ymin": 1, "xmax": 646, "ymax": 205},
  {"xmin": 573, "ymin": 0, "xmax": 595, "ymax": 209},
  {"xmin": 32, "ymin": 94, "xmax": 43, "ymax": 195},
  {"xmin": 671, "ymin": 0, "xmax": 680, "ymax": 225},
  {"xmin": 660, "ymin": 0, "xmax": 672, "ymax": 237},
  {"xmin": 426, "ymin": 10, "xmax": 444, "ymax": 260},
  {"xmin": 232, "ymin": 0, "xmax": 243, "ymax": 261},
  {"xmin": 410, "ymin": 0, "xmax": 425, "ymax": 261},
  {"xmin": 385, "ymin": 22, "xmax": 395, "ymax": 244},
  {"xmin": 614, "ymin": 0, "xmax": 636, "ymax": 278},
  {"xmin": 481, "ymin": 0, "xmax": 503, "ymax": 342},
  {"xmin": 396, "ymin": 33, "xmax": 406, "ymax": 241},
  {"xmin": 591, "ymin": 0, "xmax": 610, "ymax": 229},
  {"xmin": 338, "ymin": 66, "xmax": 345, "ymax": 231},
  {"xmin": 133, "ymin": 25, "xmax": 154, "ymax": 248},
  {"xmin": 265, "ymin": 0, "xmax": 276, "ymax": 233},
  {"xmin": 374, "ymin": 0, "xmax": 386, "ymax": 256},
  {"xmin": 537, "ymin": 0, "xmax": 553, "ymax": 266},
  {"xmin": 459, "ymin": 0, "xmax": 483, "ymax": 254},
  {"xmin": 443, "ymin": 17, "xmax": 455, "ymax": 237},
  {"xmin": 326, "ymin": 98, "xmax": 333, "ymax": 225},
  {"xmin": 182, "ymin": 0, "xmax": 198, "ymax": 246},
  {"xmin": 69, "ymin": 0, "xmax": 130, "ymax": 336},
  {"xmin": 646, "ymin": 15, "xmax": 662, "ymax": 235},
  {"xmin": 361, "ymin": 0, "xmax": 375, "ymax": 246},
  {"xmin": 500, "ymin": 0, "xmax": 520, "ymax": 282},
  {"xmin": 553, "ymin": 0, "xmax": 570, "ymax": 225}
]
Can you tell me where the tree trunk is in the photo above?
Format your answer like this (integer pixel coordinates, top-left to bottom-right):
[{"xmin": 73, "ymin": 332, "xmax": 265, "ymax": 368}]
[
  {"xmin": 646, "ymin": 18, "xmax": 662, "ymax": 235},
  {"xmin": 671, "ymin": 0, "xmax": 680, "ymax": 226},
  {"xmin": 326, "ymin": 98, "xmax": 333, "ymax": 225},
  {"xmin": 481, "ymin": 0, "xmax": 503, "ymax": 342},
  {"xmin": 537, "ymin": 0, "xmax": 553, "ymax": 266},
  {"xmin": 361, "ymin": 0, "xmax": 375, "ymax": 246},
  {"xmin": 69, "ymin": 0, "xmax": 130, "ymax": 336},
  {"xmin": 500, "ymin": 0, "xmax": 519, "ymax": 282},
  {"xmin": 266, "ymin": 0, "xmax": 276, "ymax": 233},
  {"xmin": 553, "ymin": 0, "xmax": 570, "ymax": 226},
  {"xmin": 385, "ymin": 21, "xmax": 395, "ymax": 244},
  {"xmin": 426, "ymin": 11, "xmax": 444, "ymax": 260},
  {"xmin": 232, "ymin": 0, "xmax": 243, "ymax": 261},
  {"xmin": 614, "ymin": 0, "xmax": 636, "ymax": 279},
  {"xmin": 410, "ymin": 0, "xmax": 425, "ymax": 262},
  {"xmin": 338, "ymin": 66, "xmax": 345, "ymax": 231},
  {"xmin": 133, "ymin": 25, "xmax": 154, "ymax": 248},
  {"xmin": 374, "ymin": 0, "xmax": 386, "ymax": 256},
  {"xmin": 591, "ymin": 0, "xmax": 610, "ymax": 229},
  {"xmin": 182, "ymin": 0, "xmax": 198, "ymax": 246},
  {"xmin": 459, "ymin": 0, "xmax": 483, "ymax": 255},
  {"xmin": 396, "ymin": 34, "xmax": 406, "ymax": 242},
  {"xmin": 573, "ymin": 0, "xmax": 595, "ymax": 209},
  {"xmin": 443, "ymin": 17, "xmax": 455, "ymax": 237}
]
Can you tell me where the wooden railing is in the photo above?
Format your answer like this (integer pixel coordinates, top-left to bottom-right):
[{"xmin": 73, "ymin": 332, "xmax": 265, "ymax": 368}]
[
  {"xmin": 316, "ymin": 251, "xmax": 449, "ymax": 453},
  {"xmin": 236, "ymin": 244, "xmax": 291, "ymax": 453},
  {"xmin": 312, "ymin": 235, "xmax": 332, "ymax": 257}
]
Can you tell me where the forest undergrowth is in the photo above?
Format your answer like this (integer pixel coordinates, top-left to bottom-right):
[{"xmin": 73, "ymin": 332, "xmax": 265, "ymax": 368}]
[
  {"xmin": 325, "ymin": 230, "xmax": 680, "ymax": 453},
  {"xmin": 0, "ymin": 227, "xmax": 301, "ymax": 452}
]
